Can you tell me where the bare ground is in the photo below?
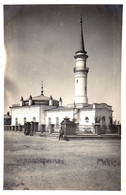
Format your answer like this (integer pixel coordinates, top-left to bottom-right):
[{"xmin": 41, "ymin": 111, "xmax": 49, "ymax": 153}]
[{"xmin": 4, "ymin": 131, "xmax": 121, "ymax": 190}]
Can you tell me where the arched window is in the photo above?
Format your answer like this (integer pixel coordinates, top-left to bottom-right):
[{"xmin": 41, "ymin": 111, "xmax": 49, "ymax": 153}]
[
  {"xmin": 102, "ymin": 116, "xmax": 105, "ymax": 122},
  {"xmin": 33, "ymin": 117, "xmax": 36, "ymax": 122},
  {"xmin": 15, "ymin": 118, "xmax": 18, "ymax": 125},
  {"xmin": 101, "ymin": 116, "xmax": 106, "ymax": 125},
  {"xmin": 48, "ymin": 117, "xmax": 51, "ymax": 125},
  {"xmin": 76, "ymin": 79, "xmax": 78, "ymax": 83},
  {"xmin": 24, "ymin": 117, "xmax": 27, "ymax": 124},
  {"xmin": 85, "ymin": 117, "xmax": 89, "ymax": 123}
]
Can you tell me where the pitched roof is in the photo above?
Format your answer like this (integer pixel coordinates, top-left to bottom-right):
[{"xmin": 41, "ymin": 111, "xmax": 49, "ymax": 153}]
[
  {"xmin": 80, "ymin": 104, "xmax": 93, "ymax": 110},
  {"xmin": 45, "ymin": 106, "xmax": 73, "ymax": 112},
  {"xmin": 25, "ymin": 95, "xmax": 58, "ymax": 102}
]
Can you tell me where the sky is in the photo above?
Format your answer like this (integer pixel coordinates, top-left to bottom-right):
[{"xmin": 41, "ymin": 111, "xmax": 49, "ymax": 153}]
[{"xmin": 4, "ymin": 4, "xmax": 122, "ymax": 121}]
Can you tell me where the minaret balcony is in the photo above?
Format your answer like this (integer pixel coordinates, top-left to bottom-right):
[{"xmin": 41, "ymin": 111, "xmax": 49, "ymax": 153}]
[
  {"xmin": 73, "ymin": 67, "xmax": 89, "ymax": 73},
  {"xmin": 74, "ymin": 52, "xmax": 88, "ymax": 59}
]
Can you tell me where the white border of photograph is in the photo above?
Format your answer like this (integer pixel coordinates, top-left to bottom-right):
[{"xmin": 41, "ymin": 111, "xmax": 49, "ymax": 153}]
[{"xmin": 0, "ymin": 0, "xmax": 126, "ymax": 195}]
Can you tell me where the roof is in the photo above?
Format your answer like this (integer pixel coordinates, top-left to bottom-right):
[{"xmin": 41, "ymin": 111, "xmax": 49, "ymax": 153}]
[
  {"xmin": 45, "ymin": 106, "xmax": 73, "ymax": 112},
  {"xmin": 93, "ymin": 103, "xmax": 112, "ymax": 110},
  {"xmin": 10, "ymin": 94, "xmax": 59, "ymax": 108},
  {"xmin": 45, "ymin": 102, "xmax": 112, "ymax": 113},
  {"xmin": 61, "ymin": 118, "xmax": 76, "ymax": 125},
  {"xmin": 80, "ymin": 103, "xmax": 112, "ymax": 111},
  {"xmin": 80, "ymin": 104, "xmax": 93, "ymax": 109},
  {"xmin": 25, "ymin": 95, "xmax": 58, "ymax": 102}
]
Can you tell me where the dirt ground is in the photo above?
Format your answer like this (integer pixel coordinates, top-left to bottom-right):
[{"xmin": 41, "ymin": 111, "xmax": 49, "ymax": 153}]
[{"xmin": 4, "ymin": 131, "xmax": 121, "ymax": 190}]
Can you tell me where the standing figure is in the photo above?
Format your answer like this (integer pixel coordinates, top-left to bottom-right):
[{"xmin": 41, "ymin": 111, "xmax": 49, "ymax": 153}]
[{"xmin": 59, "ymin": 127, "xmax": 64, "ymax": 141}]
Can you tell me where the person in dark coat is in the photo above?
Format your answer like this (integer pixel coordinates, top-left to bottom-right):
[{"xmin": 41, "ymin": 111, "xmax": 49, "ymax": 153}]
[{"xmin": 59, "ymin": 127, "xmax": 64, "ymax": 141}]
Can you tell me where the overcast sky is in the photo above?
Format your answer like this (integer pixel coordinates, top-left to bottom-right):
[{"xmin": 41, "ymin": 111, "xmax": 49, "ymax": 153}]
[{"xmin": 4, "ymin": 5, "xmax": 122, "ymax": 121}]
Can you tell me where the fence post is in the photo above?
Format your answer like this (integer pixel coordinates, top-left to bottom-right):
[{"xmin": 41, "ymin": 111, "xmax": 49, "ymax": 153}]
[
  {"xmin": 117, "ymin": 124, "xmax": 121, "ymax": 135},
  {"xmin": 95, "ymin": 123, "xmax": 101, "ymax": 135}
]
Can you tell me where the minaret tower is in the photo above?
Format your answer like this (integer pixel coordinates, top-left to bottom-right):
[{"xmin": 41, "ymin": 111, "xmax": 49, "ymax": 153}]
[{"xmin": 73, "ymin": 15, "xmax": 89, "ymax": 108}]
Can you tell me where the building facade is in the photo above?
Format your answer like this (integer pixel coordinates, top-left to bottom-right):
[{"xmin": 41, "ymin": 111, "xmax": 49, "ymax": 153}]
[{"xmin": 10, "ymin": 16, "xmax": 113, "ymax": 133}]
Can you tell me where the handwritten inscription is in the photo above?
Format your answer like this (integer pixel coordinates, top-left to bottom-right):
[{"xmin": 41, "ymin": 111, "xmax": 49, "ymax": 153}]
[
  {"xmin": 15, "ymin": 158, "xmax": 64, "ymax": 166},
  {"xmin": 97, "ymin": 158, "xmax": 120, "ymax": 166}
]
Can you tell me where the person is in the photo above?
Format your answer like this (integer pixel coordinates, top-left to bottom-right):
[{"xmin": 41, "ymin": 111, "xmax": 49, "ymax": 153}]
[{"xmin": 59, "ymin": 127, "xmax": 64, "ymax": 141}]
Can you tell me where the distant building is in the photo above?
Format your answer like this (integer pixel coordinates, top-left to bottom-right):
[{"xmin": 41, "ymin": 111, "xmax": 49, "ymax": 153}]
[
  {"xmin": 4, "ymin": 112, "xmax": 11, "ymax": 125},
  {"xmin": 9, "ymin": 16, "xmax": 113, "ymax": 133}
]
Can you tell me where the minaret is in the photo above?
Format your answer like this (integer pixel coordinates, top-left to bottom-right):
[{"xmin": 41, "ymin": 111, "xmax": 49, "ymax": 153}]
[{"xmin": 73, "ymin": 15, "xmax": 89, "ymax": 108}]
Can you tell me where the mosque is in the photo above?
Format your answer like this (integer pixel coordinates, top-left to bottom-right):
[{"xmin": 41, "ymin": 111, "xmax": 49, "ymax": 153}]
[{"xmin": 10, "ymin": 16, "xmax": 113, "ymax": 133}]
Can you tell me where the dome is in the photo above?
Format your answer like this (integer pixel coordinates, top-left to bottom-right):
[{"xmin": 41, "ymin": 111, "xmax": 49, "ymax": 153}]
[
  {"xmin": 32, "ymin": 95, "xmax": 57, "ymax": 101},
  {"xmin": 24, "ymin": 94, "xmax": 59, "ymax": 106}
]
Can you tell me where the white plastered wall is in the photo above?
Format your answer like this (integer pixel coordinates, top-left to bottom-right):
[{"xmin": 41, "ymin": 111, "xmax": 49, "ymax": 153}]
[
  {"xmin": 11, "ymin": 106, "xmax": 40, "ymax": 125},
  {"xmin": 79, "ymin": 110, "xmax": 95, "ymax": 126},
  {"xmin": 45, "ymin": 109, "xmax": 74, "ymax": 125}
]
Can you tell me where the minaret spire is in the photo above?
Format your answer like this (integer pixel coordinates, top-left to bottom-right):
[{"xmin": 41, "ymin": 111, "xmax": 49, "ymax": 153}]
[
  {"xmin": 41, "ymin": 81, "xmax": 44, "ymax": 96},
  {"xmin": 80, "ymin": 14, "xmax": 85, "ymax": 52}
]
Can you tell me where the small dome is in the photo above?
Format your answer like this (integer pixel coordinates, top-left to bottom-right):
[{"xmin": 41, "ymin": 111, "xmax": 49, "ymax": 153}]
[{"xmin": 25, "ymin": 94, "xmax": 59, "ymax": 106}]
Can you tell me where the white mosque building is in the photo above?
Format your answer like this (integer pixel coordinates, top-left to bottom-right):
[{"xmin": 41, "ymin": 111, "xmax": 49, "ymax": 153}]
[{"xmin": 10, "ymin": 16, "xmax": 113, "ymax": 133}]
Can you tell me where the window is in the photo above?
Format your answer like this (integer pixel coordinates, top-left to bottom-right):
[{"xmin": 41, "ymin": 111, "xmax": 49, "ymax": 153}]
[
  {"xmin": 33, "ymin": 117, "xmax": 36, "ymax": 122},
  {"xmin": 102, "ymin": 116, "xmax": 105, "ymax": 122},
  {"xmin": 85, "ymin": 117, "xmax": 89, "ymax": 123},
  {"xmin": 76, "ymin": 79, "xmax": 78, "ymax": 83},
  {"xmin": 101, "ymin": 116, "xmax": 106, "ymax": 125}
]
